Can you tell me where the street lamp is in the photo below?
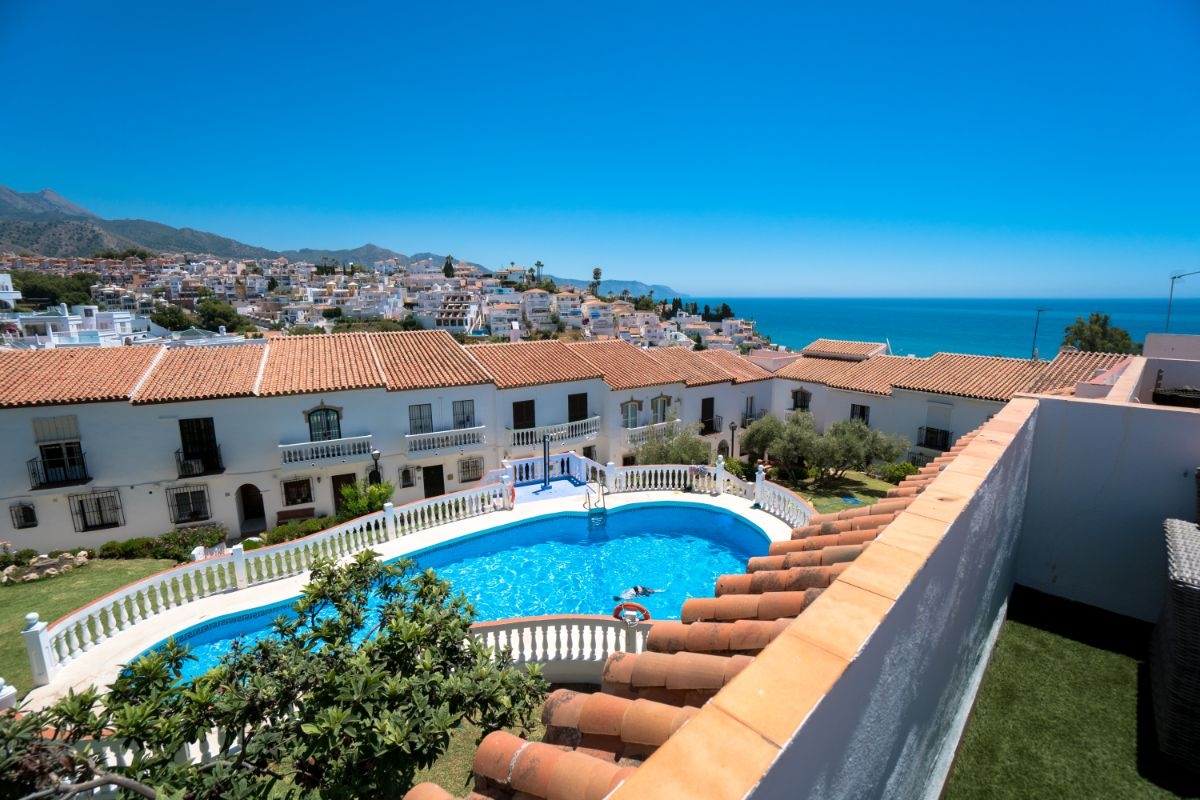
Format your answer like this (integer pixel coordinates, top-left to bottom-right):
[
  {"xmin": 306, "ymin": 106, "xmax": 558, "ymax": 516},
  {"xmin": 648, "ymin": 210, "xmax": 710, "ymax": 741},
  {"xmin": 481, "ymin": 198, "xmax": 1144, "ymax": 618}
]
[
  {"xmin": 1031, "ymin": 307, "xmax": 1049, "ymax": 361},
  {"xmin": 728, "ymin": 420, "xmax": 738, "ymax": 458},
  {"xmin": 369, "ymin": 449, "xmax": 381, "ymax": 485},
  {"xmin": 1167, "ymin": 271, "xmax": 1200, "ymax": 333}
]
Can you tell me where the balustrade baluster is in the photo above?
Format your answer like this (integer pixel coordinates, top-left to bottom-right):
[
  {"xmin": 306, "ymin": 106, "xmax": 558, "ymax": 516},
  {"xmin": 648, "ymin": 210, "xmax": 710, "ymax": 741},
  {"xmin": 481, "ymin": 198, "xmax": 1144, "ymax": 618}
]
[{"xmin": 62, "ymin": 626, "xmax": 79, "ymax": 661}]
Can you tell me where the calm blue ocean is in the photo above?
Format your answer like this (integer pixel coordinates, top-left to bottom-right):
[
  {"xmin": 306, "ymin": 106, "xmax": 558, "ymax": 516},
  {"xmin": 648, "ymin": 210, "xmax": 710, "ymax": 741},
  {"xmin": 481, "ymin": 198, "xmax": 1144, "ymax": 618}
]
[{"xmin": 689, "ymin": 298, "xmax": 1200, "ymax": 359}]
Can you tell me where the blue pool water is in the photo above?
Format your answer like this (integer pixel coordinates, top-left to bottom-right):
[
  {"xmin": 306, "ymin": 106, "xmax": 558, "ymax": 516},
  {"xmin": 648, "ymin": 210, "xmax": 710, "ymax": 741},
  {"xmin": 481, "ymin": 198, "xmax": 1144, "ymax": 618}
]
[{"xmin": 150, "ymin": 503, "xmax": 768, "ymax": 682}]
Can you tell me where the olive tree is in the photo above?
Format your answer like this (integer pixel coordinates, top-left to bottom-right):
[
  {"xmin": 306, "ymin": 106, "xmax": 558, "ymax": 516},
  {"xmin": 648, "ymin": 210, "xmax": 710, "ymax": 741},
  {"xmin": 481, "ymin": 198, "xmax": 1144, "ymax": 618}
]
[{"xmin": 2, "ymin": 552, "xmax": 546, "ymax": 800}]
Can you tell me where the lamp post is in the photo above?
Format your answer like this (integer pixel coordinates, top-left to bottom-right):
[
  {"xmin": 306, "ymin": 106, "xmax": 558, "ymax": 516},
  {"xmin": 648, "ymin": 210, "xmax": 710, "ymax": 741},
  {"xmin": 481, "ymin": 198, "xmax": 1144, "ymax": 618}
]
[
  {"xmin": 1167, "ymin": 270, "xmax": 1200, "ymax": 333},
  {"xmin": 369, "ymin": 449, "xmax": 381, "ymax": 485},
  {"xmin": 1031, "ymin": 307, "xmax": 1049, "ymax": 361},
  {"xmin": 728, "ymin": 420, "xmax": 738, "ymax": 459}
]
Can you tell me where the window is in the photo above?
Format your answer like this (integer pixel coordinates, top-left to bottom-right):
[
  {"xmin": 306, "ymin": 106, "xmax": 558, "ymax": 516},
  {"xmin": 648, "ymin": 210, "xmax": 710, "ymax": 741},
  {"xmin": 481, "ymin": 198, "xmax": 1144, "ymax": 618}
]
[
  {"xmin": 453, "ymin": 399, "xmax": 476, "ymax": 429},
  {"xmin": 651, "ymin": 396, "xmax": 670, "ymax": 424},
  {"xmin": 33, "ymin": 441, "xmax": 88, "ymax": 487},
  {"xmin": 919, "ymin": 426, "xmax": 953, "ymax": 451},
  {"xmin": 621, "ymin": 401, "xmax": 640, "ymax": 429},
  {"xmin": 850, "ymin": 404, "xmax": 870, "ymax": 425},
  {"xmin": 458, "ymin": 456, "xmax": 484, "ymax": 483},
  {"xmin": 69, "ymin": 490, "xmax": 123, "ymax": 532},
  {"xmin": 622, "ymin": 455, "xmax": 637, "ymax": 466},
  {"xmin": 400, "ymin": 468, "xmax": 415, "ymax": 488},
  {"xmin": 408, "ymin": 403, "xmax": 434, "ymax": 435},
  {"xmin": 513, "ymin": 400, "xmax": 536, "ymax": 430},
  {"xmin": 282, "ymin": 478, "xmax": 314, "ymax": 506},
  {"xmin": 166, "ymin": 485, "xmax": 211, "ymax": 524},
  {"xmin": 306, "ymin": 406, "xmax": 341, "ymax": 442},
  {"xmin": 10, "ymin": 503, "xmax": 36, "ymax": 529},
  {"xmin": 178, "ymin": 417, "xmax": 222, "ymax": 475},
  {"xmin": 792, "ymin": 389, "xmax": 811, "ymax": 412},
  {"xmin": 567, "ymin": 393, "xmax": 588, "ymax": 422}
]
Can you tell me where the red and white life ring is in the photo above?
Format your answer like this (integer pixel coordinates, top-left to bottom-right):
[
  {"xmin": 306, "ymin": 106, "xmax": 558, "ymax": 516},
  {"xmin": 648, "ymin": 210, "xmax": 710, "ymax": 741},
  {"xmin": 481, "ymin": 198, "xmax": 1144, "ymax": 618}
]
[{"xmin": 612, "ymin": 602, "xmax": 651, "ymax": 622}]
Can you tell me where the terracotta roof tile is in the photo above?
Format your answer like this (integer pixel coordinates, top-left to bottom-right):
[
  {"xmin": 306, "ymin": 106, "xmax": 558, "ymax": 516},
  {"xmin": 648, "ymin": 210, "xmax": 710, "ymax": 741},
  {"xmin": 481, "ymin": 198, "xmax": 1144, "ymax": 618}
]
[
  {"xmin": 645, "ymin": 347, "xmax": 734, "ymax": 387},
  {"xmin": 825, "ymin": 354, "xmax": 926, "ymax": 395},
  {"xmin": 368, "ymin": 330, "xmax": 492, "ymax": 391},
  {"xmin": 800, "ymin": 338, "xmax": 888, "ymax": 359},
  {"xmin": 774, "ymin": 355, "xmax": 859, "ymax": 385},
  {"xmin": 258, "ymin": 333, "xmax": 385, "ymax": 396},
  {"xmin": 696, "ymin": 349, "xmax": 772, "ymax": 384},
  {"xmin": 892, "ymin": 353, "xmax": 1043, "ymax": 401},
  {"xmin": 466, "ymin": 340, "xmax": 604, "ymax": 389},
  {"xmin": 1023, "ymin": 350, "xmax": 1131, "ymax": 395},
  {"xmin": 0, "ymin": 346, "xmax": 163, "ymax": 407},
  {"xmin": 132, "ymin": 344, "xmax": 265, "ymax": 404},
  {"xmin": 566, "ymin": 340, "xmax": 683, "ymax": 391}
]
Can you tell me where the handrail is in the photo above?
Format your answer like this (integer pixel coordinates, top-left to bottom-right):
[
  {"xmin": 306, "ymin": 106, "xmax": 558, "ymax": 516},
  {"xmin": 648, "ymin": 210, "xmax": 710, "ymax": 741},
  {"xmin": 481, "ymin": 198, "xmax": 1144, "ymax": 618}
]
[{"xmin": 471, "ymin": 614, "xmax": 651, "ymax": 675}]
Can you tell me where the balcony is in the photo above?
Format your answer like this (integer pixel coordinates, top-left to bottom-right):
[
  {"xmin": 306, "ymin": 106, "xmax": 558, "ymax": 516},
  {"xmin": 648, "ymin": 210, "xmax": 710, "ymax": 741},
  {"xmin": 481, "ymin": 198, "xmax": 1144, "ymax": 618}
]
[
  {"xmin": 741, "ymin": 409, "xmax": 767, "ymax": 428},
  {"xmin": 917, "ymin": 426, "xmax": 953, "ymax": 452},
  {"xmin": 406, "ymin": 425, "xmax": 487, "ymax": 455},
  {"xmin": 279, "ymin": 434, "xmax": 374, "ymax": 468},
  {"xmin": 27, "ymin": 456, "xmax": 91, "ymax": 490},
  {"xmin": 175, "ymin": 446, "xmax": 224, "ymax": 478},
  {"xmin": 623, "ymin": 420, "xmax": 678, "ymax": 449},
  {"xmin": 699, "ymin": 414, "xmax": 723, "ymax": 436},
  {"xmin": 509, "ymin": 416, "xmax": 600, "ymax": 449}
]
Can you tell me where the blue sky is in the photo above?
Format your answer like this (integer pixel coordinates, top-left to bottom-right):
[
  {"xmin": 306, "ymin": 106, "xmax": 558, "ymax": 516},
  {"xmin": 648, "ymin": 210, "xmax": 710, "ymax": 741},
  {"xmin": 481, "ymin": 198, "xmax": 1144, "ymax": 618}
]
[{"xmin": 1, "ymin": 0, "xmax": 1197, "ymax": 297}]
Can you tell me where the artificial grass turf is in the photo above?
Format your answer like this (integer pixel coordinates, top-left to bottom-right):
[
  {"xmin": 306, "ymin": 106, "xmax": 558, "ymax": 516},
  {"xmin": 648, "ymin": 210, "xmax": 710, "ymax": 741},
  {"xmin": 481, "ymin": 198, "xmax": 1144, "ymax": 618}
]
[
  {"xmin": 944, "ymin": 587, "xmax": 1200, "ymax": 800},
  {"xmin": 0, "ymin": 558, "xmax": 175, "ymax": 698}
]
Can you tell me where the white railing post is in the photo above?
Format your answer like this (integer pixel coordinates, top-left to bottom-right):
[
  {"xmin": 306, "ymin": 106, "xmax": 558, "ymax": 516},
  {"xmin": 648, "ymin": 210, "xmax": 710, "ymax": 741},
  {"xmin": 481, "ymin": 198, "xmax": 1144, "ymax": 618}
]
[
  {"xmin": 755, "ymin": 463, "xmax": 765, "ymax": 507},
  {"xmin": 501, "ymin": 475, "xmax": 514, "ymax": 510},
  {"xmin": 384, "ymin": 502, "xmax": 397, "ymax": 539},
  {"xmin": 605, "ymin": 462, "xmax": 616, "ymax": 493},
  {"xmin": 230, "ymin": 544, "xmax": 248, "ymax": 589},
  {"xmin": 22, "ymin": 612, "xmax": 55, "ymax": 686},
  {"xmin": 0, "ymin": 677, "xmax": 16, "ymax": 710},
  {"xmin": 716, "ymin": 455, "xmax": 726, "ymax": 496}
]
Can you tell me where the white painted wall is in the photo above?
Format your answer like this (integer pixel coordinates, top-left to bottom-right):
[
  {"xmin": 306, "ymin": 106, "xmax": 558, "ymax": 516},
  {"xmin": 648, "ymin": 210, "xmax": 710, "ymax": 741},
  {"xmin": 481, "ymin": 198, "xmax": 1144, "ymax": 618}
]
[
  {"xmin": 749, "ymin": 405, "xmax": 1037, "ymax": 799},
  {"xmin": 1016, "ymin": 396, "xmax": 1199, "ymax": 620},
  {"xmin": 595, "ymin": 381, "xmax": 687, "ymax": 464}
]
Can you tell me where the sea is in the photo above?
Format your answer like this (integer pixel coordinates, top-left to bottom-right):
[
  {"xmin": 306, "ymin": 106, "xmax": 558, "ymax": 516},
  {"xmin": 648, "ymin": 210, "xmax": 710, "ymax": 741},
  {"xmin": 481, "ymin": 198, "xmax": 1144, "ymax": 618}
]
[{"xmin": 688, "ymin": 297, "xmax": 1200, "ymax": 359}]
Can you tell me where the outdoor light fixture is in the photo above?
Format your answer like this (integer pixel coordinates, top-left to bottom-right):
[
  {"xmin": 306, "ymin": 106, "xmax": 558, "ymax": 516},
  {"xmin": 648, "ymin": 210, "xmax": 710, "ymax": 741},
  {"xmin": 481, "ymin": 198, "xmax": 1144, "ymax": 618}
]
[
  {"xmin": 369, "ymin": 449, "xmax": 382, "ymax": 485},
  {"xmin": 1167, "ymin": 271, "xmax": 1200, "ymax": 333},
  {"xmin": 729, "ymin": 420, "xmax": 738, "ymax": 458}
]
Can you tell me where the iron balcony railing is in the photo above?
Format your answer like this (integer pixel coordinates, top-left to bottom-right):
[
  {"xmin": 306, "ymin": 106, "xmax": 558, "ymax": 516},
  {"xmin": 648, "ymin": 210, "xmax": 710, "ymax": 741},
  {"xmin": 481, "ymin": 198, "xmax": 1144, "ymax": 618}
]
[
  {"xmin": 700, "ymin": 414, "xmax": 723, "ymax": 436},
  {"xmin": 741, "ymin": 410, "xmax": 767, "ymax": 428},
  {"xmin": 918, "ymin": 426, "xmax": 953, "ymax": 452},
  {"xmin": 27, "ymin": 456, "xmax": 91, "ymax": 490},
  {"xmin": 175, "ymin": 446, "xmax": 224, "ymax": 478}
]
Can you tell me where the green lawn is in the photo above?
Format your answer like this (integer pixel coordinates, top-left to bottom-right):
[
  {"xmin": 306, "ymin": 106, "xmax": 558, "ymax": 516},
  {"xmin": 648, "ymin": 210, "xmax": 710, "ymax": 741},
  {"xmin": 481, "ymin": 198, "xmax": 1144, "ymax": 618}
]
[
  {"xmin": 944, "ymin": 587, "xmax": 1200, "ymax": 800},
  {"xmin": 780, "ymin": 470, "xmax": 893, "ymax": 515},
  {"xmin": 412, "ymin": 707, "xmax": 546, "ymax": 794},
  {"xmin": 0, "ymin": 558, "xmax": 175, "ymax": 698}
]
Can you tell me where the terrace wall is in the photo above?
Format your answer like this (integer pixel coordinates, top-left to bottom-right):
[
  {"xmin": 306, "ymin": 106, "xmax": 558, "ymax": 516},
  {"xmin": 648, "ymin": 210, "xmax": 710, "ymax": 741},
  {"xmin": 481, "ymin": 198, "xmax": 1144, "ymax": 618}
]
[
  {"xmin": 746, "ymin": 400, "xmax": 1038, "ymax": 798},
  {"xmin": 1017, "ymin": 394, "xmax": 1199, "ymax": 621}
]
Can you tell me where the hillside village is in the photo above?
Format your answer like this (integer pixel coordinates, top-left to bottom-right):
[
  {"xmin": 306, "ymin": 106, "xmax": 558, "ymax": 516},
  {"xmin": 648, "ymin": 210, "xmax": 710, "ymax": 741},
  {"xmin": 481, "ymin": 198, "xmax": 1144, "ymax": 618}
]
[{"xmin": 0, "ymin": 252, "xmax": 764, "ymax": 352}]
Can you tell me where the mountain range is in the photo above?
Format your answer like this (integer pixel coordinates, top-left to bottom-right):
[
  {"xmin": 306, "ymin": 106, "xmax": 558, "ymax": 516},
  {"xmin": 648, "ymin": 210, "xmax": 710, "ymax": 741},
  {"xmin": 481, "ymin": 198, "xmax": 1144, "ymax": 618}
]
[{"xmin": 0, "ymin": 186, "xmax": 680, "ymax": 297}]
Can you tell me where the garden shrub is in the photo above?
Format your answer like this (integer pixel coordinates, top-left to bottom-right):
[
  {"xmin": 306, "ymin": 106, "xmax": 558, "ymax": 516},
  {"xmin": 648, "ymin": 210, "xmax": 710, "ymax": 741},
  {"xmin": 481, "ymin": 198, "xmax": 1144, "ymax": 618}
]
[
  {"xmin": 878, "ymin": 461, "xmax": 919, "ymax": 484},
  {"xmin": 261, "ymin": 515, "xmax": 337, "ymax": 546},
  {"xmin": 95, "ymin": 525, "xmax": 229, "ymax": 563}
]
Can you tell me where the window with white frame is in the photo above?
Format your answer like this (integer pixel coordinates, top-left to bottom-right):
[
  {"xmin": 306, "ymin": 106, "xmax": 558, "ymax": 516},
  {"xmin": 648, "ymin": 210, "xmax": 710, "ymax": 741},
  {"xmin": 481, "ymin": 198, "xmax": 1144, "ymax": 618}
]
[
  {"xmin": 650, "ymin": 396, "xmax": 670, "ymax": 424},
  {"xmin": 453, "ymin": 399, "xmax": 476, "ymax": 429},
  {"xmin": 408, "ymin": 403, "xmax": 434, "ymax": 435},
  {"xmin": 621, "ymin": 400, "xmax": 640, "ymax": 429},
  {"xmin": 10, "ymin": 502, "xmax": 37, "ymax": 529},
  {"xmin": 458, "ymin": 456, "xmax": 484, "ymax": 483},
  {"xmin": 166, "ymin": 485, "xmax": 211, "ymax": 524},
  {"xmin": 282, "ymin": 478, "xmax": 314, "ymax": 506}
]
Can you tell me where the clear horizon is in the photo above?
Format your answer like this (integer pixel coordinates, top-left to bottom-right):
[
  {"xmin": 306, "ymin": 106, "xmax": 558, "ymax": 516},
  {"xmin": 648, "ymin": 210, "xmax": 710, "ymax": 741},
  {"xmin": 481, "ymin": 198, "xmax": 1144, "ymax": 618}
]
[{"xmin": 1, "ymin": 1, "xmax": 1197, "ymax": 299}]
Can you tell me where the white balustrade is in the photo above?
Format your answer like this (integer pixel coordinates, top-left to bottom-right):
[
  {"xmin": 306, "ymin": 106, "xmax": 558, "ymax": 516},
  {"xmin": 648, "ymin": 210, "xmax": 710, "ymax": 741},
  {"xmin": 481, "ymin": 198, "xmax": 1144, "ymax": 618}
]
[
  {"xmin": 622, "ymin": 420, "xmax": 678, "ymax": 448},
  {"xmin": 755, "ymin": 474, "xmax": 814, "ymax": 528},
  {"xmin": 509, "ymin": 416, "xmax": 600, "ymax": 449},
  {"xmin": 405, "ymin": 425, "xmax": 486, "ymax": 454},
  {"xmin": 611, "ymin": 463, "xmax": 716, "ymax": 494},
  {"xmin": 278, "ymin": 434, "xmax": 374, "ymax": 466},
  {"xmin": 471, "ymin": 615, "xmax": 651, "ymax": 682}
]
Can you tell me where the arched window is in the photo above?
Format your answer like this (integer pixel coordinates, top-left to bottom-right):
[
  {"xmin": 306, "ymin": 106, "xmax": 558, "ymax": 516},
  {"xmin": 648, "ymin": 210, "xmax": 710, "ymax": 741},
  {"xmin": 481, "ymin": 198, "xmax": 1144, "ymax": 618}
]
[{"xmin": 306, "ymin": 406, "xmax": 341, "ymax": 441}]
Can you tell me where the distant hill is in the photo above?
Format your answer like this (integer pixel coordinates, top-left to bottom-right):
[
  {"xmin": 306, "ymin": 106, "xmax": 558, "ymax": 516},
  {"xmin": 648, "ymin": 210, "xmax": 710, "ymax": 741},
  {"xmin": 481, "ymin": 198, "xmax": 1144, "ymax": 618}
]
[
  {"xmin": 549, "ymin": 275, "xmax": 681, "ymax": 299},
  {"xmin": 0, "ymin": 185, "xmax": 684, "ymax": 295}
]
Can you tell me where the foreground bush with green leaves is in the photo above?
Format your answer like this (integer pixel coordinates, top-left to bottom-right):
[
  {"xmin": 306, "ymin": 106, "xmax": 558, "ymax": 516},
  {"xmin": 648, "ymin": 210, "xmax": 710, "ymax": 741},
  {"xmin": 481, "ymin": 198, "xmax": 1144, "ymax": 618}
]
[{"xmin": 1, "ymin": 551, "xmax": 547, "ymax": 800}]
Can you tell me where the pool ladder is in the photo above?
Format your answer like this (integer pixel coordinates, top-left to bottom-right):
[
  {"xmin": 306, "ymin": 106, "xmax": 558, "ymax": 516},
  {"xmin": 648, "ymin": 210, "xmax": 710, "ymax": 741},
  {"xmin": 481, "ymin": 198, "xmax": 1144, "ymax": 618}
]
[{"xmin": 585, "ymin": 480, "xmax": 607, "ymax": 528}]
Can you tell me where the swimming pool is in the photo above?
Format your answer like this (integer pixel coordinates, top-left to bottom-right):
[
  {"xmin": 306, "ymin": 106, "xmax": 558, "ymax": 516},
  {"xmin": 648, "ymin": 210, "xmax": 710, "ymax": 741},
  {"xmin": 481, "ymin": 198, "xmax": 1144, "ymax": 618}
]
[{"xmin": 151, "ymin": 502, "xmax": 768, "ymax": 681}]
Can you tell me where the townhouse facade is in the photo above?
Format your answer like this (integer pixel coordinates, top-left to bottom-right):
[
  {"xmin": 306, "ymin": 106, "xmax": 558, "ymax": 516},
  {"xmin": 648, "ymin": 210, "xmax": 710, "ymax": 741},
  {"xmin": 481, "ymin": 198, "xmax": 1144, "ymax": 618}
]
[{"xmin": 0, "ymin": 333, "xmax": 1127, "ymax": 551}]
